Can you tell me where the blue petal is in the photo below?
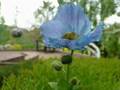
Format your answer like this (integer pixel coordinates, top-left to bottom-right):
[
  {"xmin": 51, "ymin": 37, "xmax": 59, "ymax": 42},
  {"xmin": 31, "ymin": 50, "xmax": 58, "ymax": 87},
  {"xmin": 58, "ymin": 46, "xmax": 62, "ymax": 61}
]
[
  {"xmin": 68, "ymin": 22, "xmax": 105, "ymax": 50},
  {"xmin": 68, "ymin": 36, "xmax": 91, "ymax": 50},
  {"xmin": 40, "ymin": 20, "xmax": 67, "ymax": 38},
  {"xmin": 43, "ymin": 37, "xmax": 70, "ymax": 48},
  {"xmin": 40, "ymin": 3, "xmax": 91, "ymax": 38},
  {"xmin": 87, "ymin": 22, "xmax": 105, "ymax": 42},
  {"xmin": 54, "ymin": 3, "xmax": 91, "ymax": 36}
]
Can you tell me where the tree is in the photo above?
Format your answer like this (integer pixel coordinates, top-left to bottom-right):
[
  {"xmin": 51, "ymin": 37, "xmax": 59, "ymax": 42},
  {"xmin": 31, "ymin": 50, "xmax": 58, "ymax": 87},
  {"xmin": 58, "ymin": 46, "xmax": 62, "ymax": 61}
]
[
  {"xmin": 0, "ymin": 0, "xmax": 5, "ymax": 31},
  {"xmin": 0, "ymin": 1, "xmax": 5, "ymax": 24},
  {"xmin": 100, "ymin": 0, "xmax": 116, "ymax": 20},
  {"xmin": 80, "ymin": 0, "xmax": 116, "ymax": 25},
  {"xmin": 34, "ymin": 1, "xmax": 56, "ymax": 51},
  {"xmin": 57, "ymin": 0, "xmax": 65, "ymax": 5},
  {"xmin": 102, "ymin": 23, "xmax": 120, "ymax": 58},
  {"xmin": 57, "ymin": 0, "xmax": 116, "ymax": 26},
  {"xmin": 34, "ymin": 1, "xmax": 55, "ymax": 25}
]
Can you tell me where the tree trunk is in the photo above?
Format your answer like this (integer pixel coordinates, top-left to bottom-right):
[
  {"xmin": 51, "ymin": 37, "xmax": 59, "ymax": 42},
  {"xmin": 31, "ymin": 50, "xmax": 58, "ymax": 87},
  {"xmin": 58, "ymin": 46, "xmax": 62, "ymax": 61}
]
[{"xmin": 36, "ymin": 40, "xmax": 39, "ymax": 51}]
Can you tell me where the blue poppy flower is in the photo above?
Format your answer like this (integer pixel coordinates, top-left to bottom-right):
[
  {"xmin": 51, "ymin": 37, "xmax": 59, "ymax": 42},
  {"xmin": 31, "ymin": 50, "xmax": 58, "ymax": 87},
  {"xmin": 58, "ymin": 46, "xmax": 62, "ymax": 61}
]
[{"xmin": 40, "ymin": 3, "xmax": 104, "ymax": 50}]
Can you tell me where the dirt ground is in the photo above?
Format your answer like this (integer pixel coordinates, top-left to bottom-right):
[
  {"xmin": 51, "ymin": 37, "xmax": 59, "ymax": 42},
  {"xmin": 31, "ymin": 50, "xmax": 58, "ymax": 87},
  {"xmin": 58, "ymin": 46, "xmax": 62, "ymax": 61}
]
[
  {"xmin": 0, "ymin": 51, "xmax": 63, "ymax": 62},
  {"xmin": 0, "ymin": 51, "xmax": 88, "ymax": 63}
]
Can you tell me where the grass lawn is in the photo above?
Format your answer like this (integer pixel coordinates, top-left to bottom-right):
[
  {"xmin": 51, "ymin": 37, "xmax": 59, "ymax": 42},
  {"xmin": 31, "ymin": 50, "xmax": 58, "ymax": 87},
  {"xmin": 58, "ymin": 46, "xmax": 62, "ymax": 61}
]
[{"xmin": 0, "ymin": 57, "xmax": 120, "ymax": 90}]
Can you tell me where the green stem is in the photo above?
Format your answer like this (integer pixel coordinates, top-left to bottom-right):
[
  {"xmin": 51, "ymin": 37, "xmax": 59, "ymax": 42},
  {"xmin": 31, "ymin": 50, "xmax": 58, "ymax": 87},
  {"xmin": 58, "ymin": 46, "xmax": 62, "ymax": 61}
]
[
  {"xmin": 71, "ymin": 50, "xmax": 74, "ymax": 56},
  {"xmin": 66, "ymin": 50, "xmax": 74, "ymax": 90},
  {"xmin": 36, "ymin": 40, "xmax": 39, "ymax": 51},
  {"xmin": 66, "ymin": 64, "xmax": 70, "ymax": 90}
]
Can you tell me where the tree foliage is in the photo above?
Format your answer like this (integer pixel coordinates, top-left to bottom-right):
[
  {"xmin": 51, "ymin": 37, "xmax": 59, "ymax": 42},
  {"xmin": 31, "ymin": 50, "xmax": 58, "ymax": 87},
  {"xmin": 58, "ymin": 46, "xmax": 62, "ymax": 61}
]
[
  {"xmin": 100, "ymin": 0, "xmax": 116, "ymax": 20},
  {"xmin": 57, "ymin": 0, "xmax": 116, "ymax": 26},
  {"xmin": 34, "ymin": 1, "xmax": 55, "ymax": 24},
  {"xmin": 102, "ymin": 23, "xmax": 120, "ymax": 58}
]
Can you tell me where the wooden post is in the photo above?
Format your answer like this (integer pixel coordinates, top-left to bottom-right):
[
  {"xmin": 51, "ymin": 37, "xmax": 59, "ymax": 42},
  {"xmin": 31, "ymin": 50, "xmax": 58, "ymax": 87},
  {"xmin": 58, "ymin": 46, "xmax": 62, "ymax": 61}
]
[{"xmin": 36, "ymin": 40, "xmax": 39, "ymax": 51}]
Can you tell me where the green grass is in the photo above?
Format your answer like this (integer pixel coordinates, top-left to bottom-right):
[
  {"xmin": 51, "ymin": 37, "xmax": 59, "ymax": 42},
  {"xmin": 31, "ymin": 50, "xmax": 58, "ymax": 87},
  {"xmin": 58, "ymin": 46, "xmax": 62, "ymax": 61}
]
[
  {"xmin": 0, "ymin": 27, "xmax": 42, "ymax": 50},
  {"xmin": 1, "ymin": 58, "xmax": 120, "ymax": 90}
]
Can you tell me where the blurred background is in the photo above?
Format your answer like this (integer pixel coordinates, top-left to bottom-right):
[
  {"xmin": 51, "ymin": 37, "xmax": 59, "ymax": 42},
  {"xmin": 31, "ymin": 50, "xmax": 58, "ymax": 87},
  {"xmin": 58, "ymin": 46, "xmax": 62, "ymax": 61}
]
[{"xmin": 0, "ymin": 0, "xmax": 120, "ymax": 58}]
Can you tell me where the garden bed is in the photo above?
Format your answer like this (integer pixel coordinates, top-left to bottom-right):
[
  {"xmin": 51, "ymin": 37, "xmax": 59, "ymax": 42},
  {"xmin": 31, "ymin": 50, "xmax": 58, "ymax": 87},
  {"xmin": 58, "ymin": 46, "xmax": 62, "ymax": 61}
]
[{"xmin": 0, "ymin": 58, "xmax": 120, "ymax": 90}]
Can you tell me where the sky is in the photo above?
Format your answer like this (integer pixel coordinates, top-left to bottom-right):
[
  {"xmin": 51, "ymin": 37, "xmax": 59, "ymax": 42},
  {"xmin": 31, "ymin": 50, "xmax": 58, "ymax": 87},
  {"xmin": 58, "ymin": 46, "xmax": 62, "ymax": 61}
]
[
  {"xmin": 0, "ymin": 0, "xmax": 120, "ymax": 29},
  {"xmin": 1, "ymin": 0, "xmax": 58, "ymax": 28}
]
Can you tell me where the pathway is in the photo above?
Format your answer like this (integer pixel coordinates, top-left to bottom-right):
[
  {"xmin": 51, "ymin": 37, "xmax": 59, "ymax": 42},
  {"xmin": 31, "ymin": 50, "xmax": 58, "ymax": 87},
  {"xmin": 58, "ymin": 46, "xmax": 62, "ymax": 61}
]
[{"xmin": 0, "ymin": 51, "xmax": 89, "ymax": 65}]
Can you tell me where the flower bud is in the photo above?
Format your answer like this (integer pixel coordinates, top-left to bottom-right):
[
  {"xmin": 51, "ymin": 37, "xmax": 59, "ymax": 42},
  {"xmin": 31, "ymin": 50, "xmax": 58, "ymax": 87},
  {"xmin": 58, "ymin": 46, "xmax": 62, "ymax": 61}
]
[
  {"xmin": 52, "ymin": 61, "xmax": 62, "ymax": 71},
  {"xmin": 61, "ymin": 54, "xmax": 72, "ymax": 64},
  {"xmin": 12, "ymin": 30, "xmax": 22, "ymax": 38},
  {"xmin": 70, "ymin": 77, "xmax": 79, "ymax": 86}
]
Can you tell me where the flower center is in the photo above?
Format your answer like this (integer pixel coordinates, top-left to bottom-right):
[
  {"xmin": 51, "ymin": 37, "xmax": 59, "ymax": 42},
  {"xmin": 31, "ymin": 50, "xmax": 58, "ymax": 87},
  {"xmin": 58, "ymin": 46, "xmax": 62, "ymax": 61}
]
[{"xmin": 62, "ymin": 32, "xmax": 79, "ymax": 40}]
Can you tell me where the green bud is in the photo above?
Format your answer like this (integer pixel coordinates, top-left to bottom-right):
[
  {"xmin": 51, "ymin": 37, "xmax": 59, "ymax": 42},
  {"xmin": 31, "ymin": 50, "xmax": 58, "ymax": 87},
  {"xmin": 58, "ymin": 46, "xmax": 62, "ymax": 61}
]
[
  {"xmin": 52, "ymin": 61, "xmax": 62, "ymax": 71},
  {"xmin": 61, "ymin": 54, "xmax": 72, "ymax": 64},
  {"xmin": 117, "ymin": 12, "xmax": 120, "ymax": 16},
  {"xmin": 12, "ymin": 30, "xmax": 22, "ymax": 38},
  {"xmin": 70, "ymin": 77, "xmax": 79, "ymax": 86}
]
